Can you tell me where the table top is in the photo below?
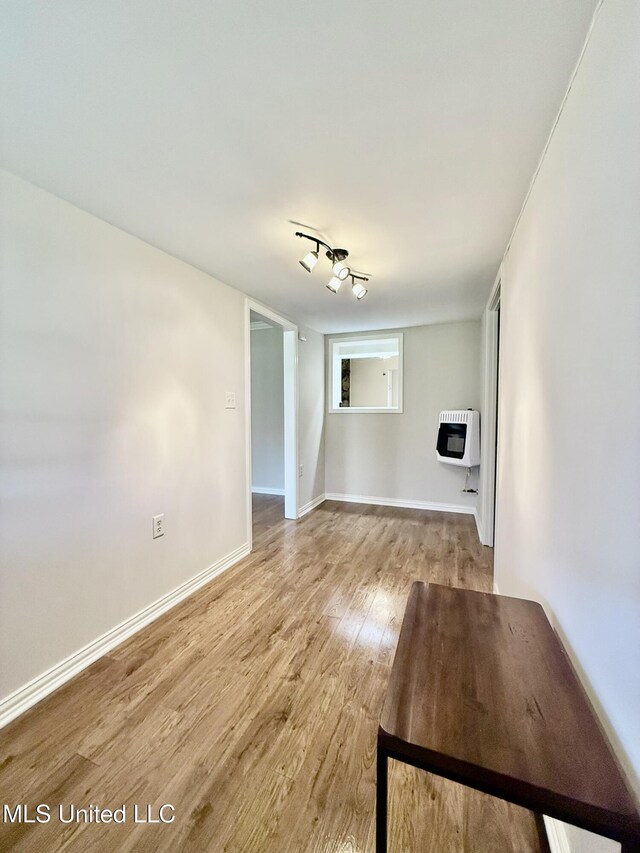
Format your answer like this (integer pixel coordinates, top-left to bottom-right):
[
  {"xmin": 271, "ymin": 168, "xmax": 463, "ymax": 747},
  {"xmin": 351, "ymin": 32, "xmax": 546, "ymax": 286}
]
[{"xmin": 380, "ymin": 582, "xmax": 640, "ymax": 842}]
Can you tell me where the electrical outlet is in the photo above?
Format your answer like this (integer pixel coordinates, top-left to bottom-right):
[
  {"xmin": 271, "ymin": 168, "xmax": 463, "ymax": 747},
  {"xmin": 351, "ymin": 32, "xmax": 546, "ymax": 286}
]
[
  {"xmin": 152, "ymin": 514, "xmax": 164, "ymax": 538},
  {"xmin": 299, "ymin": 463, "xmax": 304, "ymax": 477},
  {"xmin": 225, "ymin": 392, "xmax": 236, "ymax": 409}
]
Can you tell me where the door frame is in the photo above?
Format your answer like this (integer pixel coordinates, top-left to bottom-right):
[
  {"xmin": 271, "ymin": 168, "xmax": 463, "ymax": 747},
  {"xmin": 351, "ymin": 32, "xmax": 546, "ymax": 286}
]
[
  {"xmin": 479, "ymin": 269, "xmax": 501, "ymax": 547},
  {"xmin": 245, "ymin": 298, "xmax": 299, "ymax": 547}
]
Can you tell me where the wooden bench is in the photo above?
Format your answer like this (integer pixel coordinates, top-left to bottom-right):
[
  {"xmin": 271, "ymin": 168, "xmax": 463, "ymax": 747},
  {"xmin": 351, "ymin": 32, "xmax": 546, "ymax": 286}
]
[{"xmin": 377, "ymin": 582, "xmax": 640, "ymax": 852}]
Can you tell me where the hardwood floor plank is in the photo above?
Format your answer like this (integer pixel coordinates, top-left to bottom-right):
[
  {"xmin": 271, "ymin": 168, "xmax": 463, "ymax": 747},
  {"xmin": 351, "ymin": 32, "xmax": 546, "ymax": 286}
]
[{"xmin": 0, "ymin": 495, "xmax": 541, "ymax": 852}]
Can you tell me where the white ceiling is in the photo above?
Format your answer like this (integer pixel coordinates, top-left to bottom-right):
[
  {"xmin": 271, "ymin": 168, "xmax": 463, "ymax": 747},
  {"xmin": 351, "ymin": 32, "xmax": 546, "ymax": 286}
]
[{"xmin": 1, "ymin": 0, "xmax": 598, "ymax": 333}]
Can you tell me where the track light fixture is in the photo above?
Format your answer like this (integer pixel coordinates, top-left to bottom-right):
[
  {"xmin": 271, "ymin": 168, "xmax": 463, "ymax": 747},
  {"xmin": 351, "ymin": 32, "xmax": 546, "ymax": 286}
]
[{"xmin": 295, "ymin": 231, "xmax": 370, "ymax": 300}]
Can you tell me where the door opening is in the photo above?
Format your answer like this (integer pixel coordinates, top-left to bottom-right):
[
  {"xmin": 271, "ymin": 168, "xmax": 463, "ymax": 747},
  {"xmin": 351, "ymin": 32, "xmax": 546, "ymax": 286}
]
[{"xmin": 245, "ymin": 300, "xmax": 298, "ymax": 549}]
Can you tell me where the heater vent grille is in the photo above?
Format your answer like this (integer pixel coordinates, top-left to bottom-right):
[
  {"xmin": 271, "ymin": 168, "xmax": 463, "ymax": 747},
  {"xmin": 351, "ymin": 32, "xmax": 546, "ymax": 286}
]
[{"xmin": 439, "ymin": 410, "xmax": 472, "ymax": 424}]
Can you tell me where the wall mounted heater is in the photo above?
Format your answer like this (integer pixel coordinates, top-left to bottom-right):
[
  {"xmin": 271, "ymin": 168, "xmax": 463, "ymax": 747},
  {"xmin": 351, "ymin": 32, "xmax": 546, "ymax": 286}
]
[{"xmin": 436, "ymin": 410, "xmax": 480, "ymax": 467}]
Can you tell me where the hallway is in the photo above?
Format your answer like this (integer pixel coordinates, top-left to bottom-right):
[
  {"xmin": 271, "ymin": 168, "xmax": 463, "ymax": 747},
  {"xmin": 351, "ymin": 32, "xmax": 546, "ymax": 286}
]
[{"xmin": 0, "ymin": 498, "xmax": 541, "ymax": 852}]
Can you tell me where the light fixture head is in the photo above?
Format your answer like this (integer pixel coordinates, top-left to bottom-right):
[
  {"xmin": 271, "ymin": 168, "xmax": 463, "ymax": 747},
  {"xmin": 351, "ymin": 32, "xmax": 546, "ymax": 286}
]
[
  {"xmin": 332, "ymin": 260, "xmax": 350, "ymax": 281},
  {"xmin": 352, "ymin": 280, "xmax": 368, "ymax": 300},
  {"xmin": 299, "ymin": 250, "xmax": 319, "ymax": 273},
  {"xmin": 326, "ymin": 277, "xmax": 342, "ymax": 293}
]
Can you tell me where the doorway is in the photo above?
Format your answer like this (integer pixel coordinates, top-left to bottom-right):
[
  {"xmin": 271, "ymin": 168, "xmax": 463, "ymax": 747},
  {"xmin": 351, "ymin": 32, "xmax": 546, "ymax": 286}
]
[{"xmin": 245, "ymin": 299, "xmax": 298, "ymax": 550}]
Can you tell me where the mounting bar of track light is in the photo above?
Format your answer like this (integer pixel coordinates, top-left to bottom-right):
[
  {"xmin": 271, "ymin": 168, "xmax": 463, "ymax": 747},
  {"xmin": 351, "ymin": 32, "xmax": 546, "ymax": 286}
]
[{"xmin": 295, "ymin": 231, "xmax": 333, "ymax": 256}]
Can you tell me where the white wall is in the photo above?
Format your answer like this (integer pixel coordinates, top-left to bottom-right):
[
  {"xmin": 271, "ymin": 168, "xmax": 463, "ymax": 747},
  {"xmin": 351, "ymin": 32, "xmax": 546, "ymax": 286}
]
[
  {"xmin": 325, "ymin": 322, "xmax": 480, "ymax": 510},
  {"xmin": 494, "ymin": 1, "xmax": 640, "ymax": 849},
  {"xmin": 0, "ymin": 170, "xmax": 249, "ymax": 706},
  {"xmin": 250, "ymin": 325, "xmax": 284, "ymax": 493},
  {"xmin": 297, "ymin": 325, "xmax": 326, "ymax": 513}
]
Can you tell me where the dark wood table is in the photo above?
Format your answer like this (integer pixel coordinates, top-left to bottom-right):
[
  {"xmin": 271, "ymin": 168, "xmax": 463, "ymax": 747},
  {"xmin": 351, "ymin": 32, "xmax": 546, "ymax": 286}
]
[{"xmin": 377, "ymin": 582, "xmax": 640, "ymax": 852}]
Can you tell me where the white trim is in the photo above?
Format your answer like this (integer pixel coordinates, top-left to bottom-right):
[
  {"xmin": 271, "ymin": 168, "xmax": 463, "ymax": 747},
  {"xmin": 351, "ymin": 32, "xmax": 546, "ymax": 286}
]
[
  {"xmin": 0, "ymin": 542, "xmax": 250, "ymax": 730},
  {"xmin": 251, "ymin": 486, "xmax": 285, "ymax": 496},
  {"xmin": 282, "ymin": 329, "xmax": 299, "ymax": 519},
  {"xmin": 479, "ymin": 271, "xmax": 501, "ymax": 547},
  {"xmin": 297, "ymin": 493, "xmax": 326, "ymax": 518},
  {"xmin": 244, "ymin": 300, "xmax": 254, "ymax": 551},
  {"xmin": 326, "ymin": 406, "xmax": 403, "ymax": 414},
  {"xmin": 487, "ymin": 266, "xmax": 502, "ymax": 312},
  {"xmin": 245, "ymin": 298, "xmax": 297, "ymax": 332},
  {"xmin": 325, "ymin": 493, "xmax": 475, "ymax": 514},
  {"xmin": 327, "ymin": 332, "xmax": 404, "ymax": 414},
  {"xmin": 493, "ymin": 581, "xmax": 500, "ymax": 594},
  {"xmin": 543, "ymin": 816, "xmax": 571, "ymax": 853},
  {"xmin": 474, "ymin": 507, "xmax": 483, "ymax": 544}
]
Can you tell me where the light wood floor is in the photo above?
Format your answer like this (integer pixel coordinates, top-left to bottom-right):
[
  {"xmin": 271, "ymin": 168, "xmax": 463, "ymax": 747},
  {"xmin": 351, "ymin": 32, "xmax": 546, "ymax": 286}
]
[{"xmin": 0, "ymin": 496, "xmax": 542, "ymax": 852}]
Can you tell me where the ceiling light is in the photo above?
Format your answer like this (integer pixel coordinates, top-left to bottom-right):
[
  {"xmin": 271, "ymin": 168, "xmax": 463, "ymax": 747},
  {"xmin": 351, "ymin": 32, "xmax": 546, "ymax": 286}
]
[
  {"xmin": 300, "ymin": 249, "xmax": 319, "ymax": 273},
  {"xmin": 294, "ymin": 231, "xmax": 372, "ymax": 301},
  {"xmin": 332, "ymin": 260, "xmax": 350, "ymax": 281},
  {"xmin": 350, "ymin": 273, "xmax": 368, "ymax": 300}
]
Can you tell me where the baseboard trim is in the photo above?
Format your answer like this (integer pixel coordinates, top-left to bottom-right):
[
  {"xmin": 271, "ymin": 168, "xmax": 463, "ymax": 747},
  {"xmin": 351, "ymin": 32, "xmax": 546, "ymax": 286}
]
[
  {"xmin": 0, "ymin": 541, "xmax": 251, "ymax": 730},
  {"xmin": 474, "ymin": 508, "xmax": 483, "ymax": 543},
  {"xmin": 251, "ymin": 487, "xmax": 285, "ymax": 496},
  {"xmin": 324, "ymin": 493, "xmax": 476, "ymax": 515},
  {"xmin": 298, "ymin": 493, "xmax": 326, "ymax": 518},
  {"xmin": 493, "ymin": 582, "xmax": 500, "ymax": 594},
  {"xmin": 543, "ymin": 816, "xmax": 571, "ymax": 853}
]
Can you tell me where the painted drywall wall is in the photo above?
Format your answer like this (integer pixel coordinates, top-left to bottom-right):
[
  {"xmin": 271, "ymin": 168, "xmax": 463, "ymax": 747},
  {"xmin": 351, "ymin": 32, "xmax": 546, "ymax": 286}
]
[
  {"xmin": 250, "ymin": 325, "xmax": 284, "ymax": 493},
  {"xmin": 325, "ymin": 322, "xmax": 480, "ymax": 510},
  {"xmin": 0, "ymin": 170, "xmax": 248, "ymax": 703},
  {"xmin": 494, "ymin": 1, "xmax": 640, "ymax": 849},
  {"xmin": 297, "ymin": 325, "xmax": 326, "ymax": 512}
]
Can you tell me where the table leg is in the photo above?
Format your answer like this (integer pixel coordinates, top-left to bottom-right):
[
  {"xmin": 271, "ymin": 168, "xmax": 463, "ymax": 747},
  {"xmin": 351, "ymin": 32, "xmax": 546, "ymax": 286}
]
[{"xmin": 376, "ymin": 744, "xmax": 388, "ymax": 853}]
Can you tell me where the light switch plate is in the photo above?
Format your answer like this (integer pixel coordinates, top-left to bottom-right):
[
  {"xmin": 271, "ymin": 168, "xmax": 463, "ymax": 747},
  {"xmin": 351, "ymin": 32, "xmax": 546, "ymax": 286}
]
[{"xmin": 225, "ymin": 392, "xmax": 236, "ymax": 409}]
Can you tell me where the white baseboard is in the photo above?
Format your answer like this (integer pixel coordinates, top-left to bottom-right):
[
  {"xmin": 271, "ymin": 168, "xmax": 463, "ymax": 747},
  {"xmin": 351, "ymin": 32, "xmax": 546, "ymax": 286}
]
[
  {"xmin": 297, "ymin": 493, "xmax": 326, "ymax": 518},
  {"xmin": 0, "ymin": 541, "xmax": 251, "ymax": 730},
  {"xmin": 324, "ymin": 493, "xmax": 476, "ymax": 515},
  {"xmin": 251, "ymin": 486, "xmax": 285, "ymax": 496},
  {"xmin": 543, "ymin": 816, "xmax": 571, "ymax": 853},
  {"xmin": 474, "ymin": 508, "xmax": 483, "ymax": 543}
]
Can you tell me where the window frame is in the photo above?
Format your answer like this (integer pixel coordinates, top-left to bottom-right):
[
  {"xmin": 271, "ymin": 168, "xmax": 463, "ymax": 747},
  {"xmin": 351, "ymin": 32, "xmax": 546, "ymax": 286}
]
[{"xmin": 327, "ymin": 332, "xmax": 404, "ymax": 414}]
